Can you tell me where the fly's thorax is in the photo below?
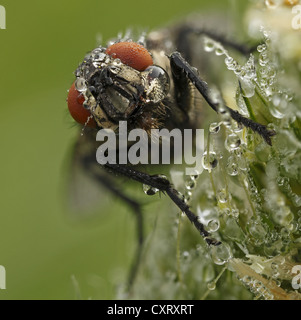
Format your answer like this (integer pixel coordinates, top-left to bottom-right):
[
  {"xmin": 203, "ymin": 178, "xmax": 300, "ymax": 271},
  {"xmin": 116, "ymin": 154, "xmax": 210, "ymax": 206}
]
[{"xmin": 149, "ymin": 47, "xmax": 203, "ymax": 131}]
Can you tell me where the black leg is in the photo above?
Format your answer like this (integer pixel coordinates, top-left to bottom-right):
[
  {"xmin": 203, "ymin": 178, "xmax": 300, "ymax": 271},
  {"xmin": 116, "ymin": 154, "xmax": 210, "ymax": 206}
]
[
  {"xmin": 104, "ymin": 162, "xmax": 221, "ymax": 246},
  {"xmin": 175, "ymin": 26, "xmax": 257, "ymax": 63},
  {"xmin": 194, "ymin": 27, "xmax": 257, "ymax": 56},
  {"xmin": 170, "ymin": 51, "xmax": 276, "ymax": 145},
  {"xmin": 81, "ymin": 156, "xmax": 144, "ymax": 290}
]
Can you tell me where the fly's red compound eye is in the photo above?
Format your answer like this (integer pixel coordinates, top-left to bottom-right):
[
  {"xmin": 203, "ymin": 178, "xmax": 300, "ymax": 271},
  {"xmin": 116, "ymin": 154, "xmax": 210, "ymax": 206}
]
[
  {"xmin": 67, "ymin": 82, "xmax": 97, "ymax": 128},
  {"xmin": 106, "ymin": 42, "xmax": 153, "ymax": 71}
]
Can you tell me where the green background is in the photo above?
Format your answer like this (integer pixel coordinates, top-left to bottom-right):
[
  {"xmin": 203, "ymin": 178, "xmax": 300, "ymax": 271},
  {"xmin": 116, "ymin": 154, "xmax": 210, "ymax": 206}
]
[{"xmin": 0, "ymin": 0, "xmax": 242, "ymax": 299}]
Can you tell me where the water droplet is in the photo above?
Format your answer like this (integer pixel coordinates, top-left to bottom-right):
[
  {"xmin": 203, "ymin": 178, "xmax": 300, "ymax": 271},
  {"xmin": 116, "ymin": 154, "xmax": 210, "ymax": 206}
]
[
  {"xmin": 267, "ymin": 66, "xmax": 276, "ymax": 79},
  {"xmin": 209, "ymin": 122, "xmax": 221, "ymax": 134},
  {"xmin": 190, "ymin": 172, "xmax": 200, "ymax": 181},
  {"xmin": 210, "ymin": 242, "xmax": 232, "ymax": 265},
  {"xmin": 226, "ymin": 155, "xmax": 239, "ymax": 176},
  {"xmin": 75, "ymin": 77, "xmax": 87, "ymax": 92},
  {"xmin": 208, "ymin": 219, "xmax": 220, "ymax": 232},
  {"xmin": 215, "ymin": 46, "xmax": 225, "ymax": 56},
  {"xmin": 91, "ymin": 50, "xmax": 106, "ymax": 62},
  {"xmin": 217, "ymin": 189, "xmax": 228, "ymax": 203},
  {"xmin": 201, "ymin": 151, "xmax": 218, "ymax": 172},
  {"xmin": 221, "ymin": 207, "xmax": 231, "ymax": 216},
  {"xmin": 259, "ymin": 52, "xmax": 269, "ymax": 66},
  {"xmin": 269, "ymin": 104, "xmax": 285, "ymax": 119},
  {"xmin": 185, "ymin": 179, "xmax": 196, "ymax": 190},
  {"xmin": 231, "ymin": 208, "xmax": 240, "ymax": 218},
  {"xmin": 257, "ymin": 44, "xmax": 267, "ymax": 53},
  {"xmin": 234, "ymin": 65, "xmax": 242, "ymax": 76},
  {"xmin": 225, "ymin": 133, "xmax": 241, "ymax": 151},
  {"xmin": 237, "ymin": 155, "xmax": 248, "ymax": 171},
  {"xmin": 272, "ymin": 206, "xmax": 293, "ymax": 226},
  {"xmin": 143, "ymin": 184, "xmax": 159, "ymax": 196},
  {"xmin": 292, "ymin": 194, "xmax": 301, "ymax": 207},
  {"xmin": 182, "ymin": 251, "xmax": 190, "ymax": 260},
  {"xmin": 184, "ymin": 191, "xmax": 192, "ymax": 203},
  {"xmin": 207, "ymin": 281, "xmax": 216, "ymax": 290},
  {"xmin": 204, "ymin": 39, "xmax": 215, "ymax": 52},
  {"xmin": 248, "ymin": 223, "xmax": 267, "ymax": 243},
  {"xmin": 227, "ymin": 60, "xmax": 238, "ymax": 71},
  {"xmin": 232, "ymin": 121, "xmax": 243, "ymax": 133},
  {"xmin": 225, "ymin": 56, "xmax": 234, "ymax": 66}
]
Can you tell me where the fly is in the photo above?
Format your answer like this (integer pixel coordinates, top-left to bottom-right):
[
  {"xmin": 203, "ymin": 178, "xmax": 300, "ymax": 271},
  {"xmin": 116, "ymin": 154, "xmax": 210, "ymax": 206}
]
[{"xmin": 66, "ymin": 20, "xmax": 276, "ymax": 290}]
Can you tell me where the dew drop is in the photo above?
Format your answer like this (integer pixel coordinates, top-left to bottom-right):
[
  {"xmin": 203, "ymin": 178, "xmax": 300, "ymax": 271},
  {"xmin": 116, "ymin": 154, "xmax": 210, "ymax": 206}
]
[
  {"xmin": 204, "ymin": 39, "xmax": 215, "ymax": 52},
  {"xmin": 207, "ymin": 281, "xmax": 216, "ymax": 290},
  {"xmin": 259, "ymin": 52, "xmax": 269, "ymax": 66},
  {"xmin": 234, "ymin": 65, "xmax": 242, "ymax": 76},
  {"xmin": 75, "ymin": 77, "xmax": 87, "ymax": 92},
  {"xmin": 269, "ymin": 104, "xmax": 285, "ymax": 119},
  {"xmin": 201, "ymin": 151, "xmax": 218, "ymax": 172},
  {"xmin": 210, "ymin": 242, "xmax": 232, "ymax": 265},
  {"xmin": 292, "ymin": 194, "xmax": 301, "ymax": 207},
  {"xmin": 257, "ymin": 44, "xmax": 267, "ymax": 53},
  {"xmin": 225, "ymin": 56, "xmax": 234, "ymax": 66},
  {"xmin": 143, "ymin": 184, "xmax": 159, "ymax": 196},
  {"xmin": 226, "ymin": 155, "xmax": 239, "ymax": 176},
  {"xmin": 225, "ymin": 133, "xmax": 241, "ymax": 151},
  {"xmin": 209, "ymin": 122, "xmax": 221, "ymax": 134},
  {"xmin": 232, "ymin": 121, "xmax": 243, "ymax": 133},
  {"xmin": 217, "ymin": 189, "xmax": 228, "ymax": 203},
  {"xmin": 182, "ymin": 251, "xmax": 190, "ymax": 260},
  {"xmin": 237, "ymin": 155, "xmax": 248, "ymax": 171},
  {"xmin": 190, "ymin": 172, "xmax": 200, "ymax": 181},
  {"xmin": 227, "ymin": 60, "xmax": 238, "ymax": 71},
  {"xmin": 231, "ymin": 208, "xmax": 240, "ymax": 218},
  {"xmin": 185, "ymin": 179, "xmax": 196, "ymax": 190},
  {"xmin": 184, "ymin": 191, "xmax": 192, "ymax": 203},
  {"xmin": 91, "ymin": 50, "xmax": 106, "ymax": 62},
  {"xmin": 208, "ymin": 219, "xmax": 220, "ymax": 232},
  {"xmin": 248, "ymin": 223, "xmax": 267, "ymax": 243},
  {"xmin": 215, "ymin": 46, "xmax": 225, "ymax": 56}
]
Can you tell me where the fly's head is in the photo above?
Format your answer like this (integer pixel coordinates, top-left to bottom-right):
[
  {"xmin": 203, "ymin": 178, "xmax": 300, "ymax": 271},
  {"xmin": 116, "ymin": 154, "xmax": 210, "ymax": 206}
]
[{"xmin": 67, "ymin": 41, "xmax": 170, "ymax": 132}]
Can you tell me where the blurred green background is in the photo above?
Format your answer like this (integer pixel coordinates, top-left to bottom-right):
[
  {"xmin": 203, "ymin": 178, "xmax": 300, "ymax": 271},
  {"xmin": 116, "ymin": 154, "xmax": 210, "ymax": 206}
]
[{"xmin": 0, "ymin": 0, "xmax": 243, "ymax": 299}]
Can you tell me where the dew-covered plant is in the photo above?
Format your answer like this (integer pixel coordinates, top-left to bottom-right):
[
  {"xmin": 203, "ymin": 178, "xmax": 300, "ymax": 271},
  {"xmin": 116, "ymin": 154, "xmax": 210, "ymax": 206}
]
[{"xmin": 116, "ymin": 1, "xmax": 301, "ymax": 300}]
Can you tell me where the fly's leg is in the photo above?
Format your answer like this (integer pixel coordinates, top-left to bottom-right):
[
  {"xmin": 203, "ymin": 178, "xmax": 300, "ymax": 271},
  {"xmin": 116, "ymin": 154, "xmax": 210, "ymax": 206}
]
[
  {"xmin": 81, "ymin": 156, "xmax": 144, "ymax": 291},
  {"xmin": 104, "ymin": 163, "xmax": 221, "ymax": 247},
  {"xmin": 170, "ymin": 51, "xmax": 276, "ymax": 145},
  {"xmin": 175, "ymin": 26, "xmax": 258, "ymax": 61}
]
